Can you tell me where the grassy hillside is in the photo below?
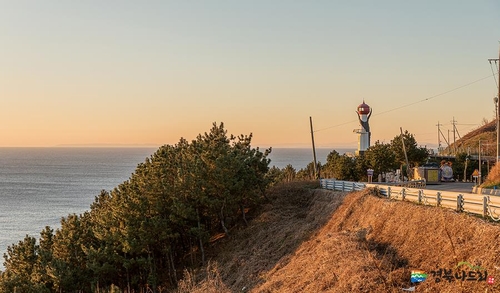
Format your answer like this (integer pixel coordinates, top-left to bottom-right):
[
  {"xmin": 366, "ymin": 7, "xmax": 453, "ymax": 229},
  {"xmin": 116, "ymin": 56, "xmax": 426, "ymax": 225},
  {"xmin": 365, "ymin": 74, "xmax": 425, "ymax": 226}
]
[
  {"xmin": 176, "ymin": 182, "xmax": 500, "ymax": 293},
  {"xmin": 446, "ymin": 119, "xmax": 496, "ymax": 156}
]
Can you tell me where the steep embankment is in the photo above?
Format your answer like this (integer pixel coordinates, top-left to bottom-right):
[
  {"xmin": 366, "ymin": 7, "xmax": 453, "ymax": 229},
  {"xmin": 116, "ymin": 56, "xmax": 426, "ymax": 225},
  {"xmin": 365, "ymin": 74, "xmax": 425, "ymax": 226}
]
[
  {"xmin": 176, "ymin": 182, "xmax": 500, "ymax": 293},
  {"xmin": 448, "ymin": 119, "xmax": 496, "ymax": 154}
]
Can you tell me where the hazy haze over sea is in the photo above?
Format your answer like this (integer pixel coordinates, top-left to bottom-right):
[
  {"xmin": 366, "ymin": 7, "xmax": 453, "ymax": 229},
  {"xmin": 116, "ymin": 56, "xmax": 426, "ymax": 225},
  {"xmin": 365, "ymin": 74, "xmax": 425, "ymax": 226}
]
[{"xmin": 267, "ymin": 148, "xmax": 354, "ymax": 169}]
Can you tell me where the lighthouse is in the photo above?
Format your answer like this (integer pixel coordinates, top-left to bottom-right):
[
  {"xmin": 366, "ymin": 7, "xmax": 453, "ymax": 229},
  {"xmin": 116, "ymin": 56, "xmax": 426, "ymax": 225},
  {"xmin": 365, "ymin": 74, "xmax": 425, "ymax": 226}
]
[{"xmin": 354, "ymin": 101, "xmax": 372, "ymax": 155}]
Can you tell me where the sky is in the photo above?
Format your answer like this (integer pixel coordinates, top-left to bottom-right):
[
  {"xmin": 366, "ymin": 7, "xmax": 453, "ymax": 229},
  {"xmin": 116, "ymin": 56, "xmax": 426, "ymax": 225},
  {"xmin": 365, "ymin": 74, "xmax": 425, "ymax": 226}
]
[{"xmin": 1, "ymin": 1, "xmax": 500, "ymax": 150}]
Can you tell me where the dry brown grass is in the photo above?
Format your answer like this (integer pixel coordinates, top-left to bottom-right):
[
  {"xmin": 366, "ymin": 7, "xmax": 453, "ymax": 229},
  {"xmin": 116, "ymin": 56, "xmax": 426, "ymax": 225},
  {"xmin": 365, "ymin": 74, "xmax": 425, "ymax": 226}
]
[
  {"xmin": 176, "ymin": 261, "xmax": 231, "ymax": 293},
  {"xmin": 484, "ymin": 163, "xmax": 500, "ymax": 188},
  {"xmin": 175, "ymin": 182, "xmax": 500, "ymax": 292}
]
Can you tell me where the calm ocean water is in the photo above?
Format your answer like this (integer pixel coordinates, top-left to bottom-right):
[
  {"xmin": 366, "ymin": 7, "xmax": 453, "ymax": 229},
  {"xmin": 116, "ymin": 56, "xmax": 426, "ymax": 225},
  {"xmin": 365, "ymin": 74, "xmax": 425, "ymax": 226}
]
[{"xmin": 0, "ymin": 147, "xmax": 352, "ymax": 268}]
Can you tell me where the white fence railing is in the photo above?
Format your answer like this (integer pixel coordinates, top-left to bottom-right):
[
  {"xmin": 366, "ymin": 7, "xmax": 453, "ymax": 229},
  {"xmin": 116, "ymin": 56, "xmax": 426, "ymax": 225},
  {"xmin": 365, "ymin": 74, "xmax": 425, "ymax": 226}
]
[
  {"xmin": 320, "ymin": 179, "xmax": 500, "ymax": 221},
  {"xmin": 320, "ymin": 179, "xmax": 366, "ymax": 192}
]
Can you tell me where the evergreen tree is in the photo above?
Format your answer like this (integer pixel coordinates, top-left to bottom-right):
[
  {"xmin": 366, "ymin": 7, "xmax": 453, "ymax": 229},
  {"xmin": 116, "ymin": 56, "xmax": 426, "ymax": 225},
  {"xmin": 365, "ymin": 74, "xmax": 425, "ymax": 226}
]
[
  {"xmin": 0, "ymin": 122, "xmax": 271, "ymax": 292},
  {"xmin": 354, "ymin": 153, "xmax": 368, "ymax": 182},
  {"xmin": 297, "ymin": 161, "xmax": 319, "ymax": 180},
  {"xmin": 32, "ymin": 226, "xmax": 54, "ymax": 292},
  {"xmin": 390, "ymin": 130, "xmax": 429, "ymax": 177},
  {"xmin": 87, "ymin": 190, "xmax": 125, "ymax": 290},
  {"xmin": 365, "ymin": 141, "xmax": 397, "ymax": 177},
  {"xmin": 281, "ymin": 164, "xmax": 297, "ymax": 182},
  {"xmin": 266, "ymin": 166, "xmax": 283, "ymax": 186},
  {"xmin": 50, "ymin": 214, "xmax": 93, "ymax": 292},
  {"xmin": 322, "ymin": 150, "xmax": 340, "ymax": 179},
  {"xmin": 0, "ymin": 235, "xmax": 41, "ymax": 293},
  {"xmin": 323, "ymin": 150, "xmax": 356, "ymax": 181}
]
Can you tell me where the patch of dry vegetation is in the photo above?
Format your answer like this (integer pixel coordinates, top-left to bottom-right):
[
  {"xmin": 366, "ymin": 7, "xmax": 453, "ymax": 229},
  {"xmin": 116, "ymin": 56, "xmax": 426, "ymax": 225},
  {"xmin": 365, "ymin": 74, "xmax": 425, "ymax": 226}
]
[
  {"xmin": 483, "ymin": 163, "xmax": 500, "ymax": 188},
  {"xmin": 323, "ymin": 189, "xmax": 500, "ymax": 292},
  {"xmin": 176, "ymin": 182, "xmax": 500, "ymax": 293},
  {"xmin": 449, "ymin": 119, "xmax": 496, "ymax": 155}
]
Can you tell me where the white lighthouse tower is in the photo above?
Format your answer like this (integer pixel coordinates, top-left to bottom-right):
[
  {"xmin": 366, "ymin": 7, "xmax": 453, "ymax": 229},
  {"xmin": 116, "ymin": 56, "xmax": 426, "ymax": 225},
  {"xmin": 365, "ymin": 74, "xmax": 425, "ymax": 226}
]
[{"xmin": 354, "ymin": 101, "xmax": 372, "ymax": 155}]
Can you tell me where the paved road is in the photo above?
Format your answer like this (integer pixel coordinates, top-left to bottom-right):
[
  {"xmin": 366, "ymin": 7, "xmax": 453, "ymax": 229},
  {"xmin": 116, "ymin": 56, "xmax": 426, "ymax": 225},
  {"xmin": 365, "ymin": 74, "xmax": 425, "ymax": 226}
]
[{"xmin": 421, "ymin": 182, "xmax": 476, "ymax": 193}]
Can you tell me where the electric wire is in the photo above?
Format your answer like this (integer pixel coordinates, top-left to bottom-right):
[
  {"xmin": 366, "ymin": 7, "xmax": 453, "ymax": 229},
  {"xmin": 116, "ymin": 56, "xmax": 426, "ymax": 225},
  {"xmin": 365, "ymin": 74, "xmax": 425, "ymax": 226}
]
[{"xmin": 314, "ymin": 73, "xmax": 496, "ymax": 133}]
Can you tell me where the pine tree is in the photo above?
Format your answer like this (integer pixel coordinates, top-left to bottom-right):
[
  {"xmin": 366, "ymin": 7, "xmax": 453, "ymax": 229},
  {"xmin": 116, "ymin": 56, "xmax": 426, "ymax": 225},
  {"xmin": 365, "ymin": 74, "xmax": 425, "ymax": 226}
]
[
  {"xmin": 0, "ymin": 235, "xmax": 40, "ymax": 293},
  {"xmin": 365, "ymin": 141, "xmax": 397, "ymax": 177},
  {"xmin": 50, "ymin": 213, "xmax": 93, "ymax": 292},
  {"xmin": 0, "ymin": 122, "xmax": 272, "ymax": 292}
]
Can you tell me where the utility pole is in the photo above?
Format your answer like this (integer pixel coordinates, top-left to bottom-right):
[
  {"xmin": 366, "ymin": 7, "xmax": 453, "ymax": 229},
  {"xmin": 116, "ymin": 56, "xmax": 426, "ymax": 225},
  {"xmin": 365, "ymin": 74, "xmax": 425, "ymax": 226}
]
[
  {"xmin": 437, "ymin": 122, "xmax": 450, "ymax": 152},
  {"xmin": 310, "ymin": 116, "xmax": 319, "ymax": 179},
  {"xmin": 488, "ymin": 45, "xmax": 500, "ymax": 166},
  {"xmin": 448, "ymin": 129, "xmax": 455, "ymax": 155},
  {"xmin": 479, "ymin": 139, "xmax": 482, "ymax": 186},
  {"xmin": 436, "ymin": 122, "xmax": 441, "ymax": 154},
  {"xmin": 495, "ymin": 96, "xmax": 499, "ymax": 165},
  {"xmin": 463, "ymin": 147, "xmax": 469, "ymax": 182},
  {"xmin": 400, "ymin": 127, "xmax": 410, "ymax": 180},
  {"xmin": 452, "ymin": 117, "xmax": 457, "ymax": 155}
]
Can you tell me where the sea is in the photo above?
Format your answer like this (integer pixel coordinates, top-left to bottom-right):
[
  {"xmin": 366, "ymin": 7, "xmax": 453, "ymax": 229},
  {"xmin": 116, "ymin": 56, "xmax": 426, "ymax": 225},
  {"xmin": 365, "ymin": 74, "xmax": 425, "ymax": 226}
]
[{"xmin": 0, "ymin": 147, "xmax": 352, "ymax": 269}]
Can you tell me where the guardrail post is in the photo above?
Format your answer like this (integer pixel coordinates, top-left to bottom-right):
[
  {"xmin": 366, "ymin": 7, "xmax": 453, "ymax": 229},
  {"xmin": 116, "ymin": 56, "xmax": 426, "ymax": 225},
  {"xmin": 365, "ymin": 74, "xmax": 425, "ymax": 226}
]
[
  {"xmin": 483, "ymin": 196, "xmax": 488, "ymax": 218},
  {"xmin": 402, "ymin": 188, "xmax": 406, "ymax": 201},
  {"xmin": 418, "ymin": 190, "xmax": 422, "ymax": 204},
  {"xmin": 436, "ymin": 192, "xmax": 441, "ymax": 207},
  {"xmin": 456, "ymin": 194, "xmax": 464, "ymax": 213},
  {"xmin": 342, "ymin": 181, "xmax": 345, "ymax": 191},
  {"xmin": 387, "ymin": 187, "xmax": 391, "ymax": 198}
]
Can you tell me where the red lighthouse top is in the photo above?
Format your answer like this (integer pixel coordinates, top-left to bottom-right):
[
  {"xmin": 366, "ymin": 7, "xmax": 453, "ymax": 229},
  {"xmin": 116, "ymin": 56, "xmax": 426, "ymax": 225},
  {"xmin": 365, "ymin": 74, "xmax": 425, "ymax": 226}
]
[{"xmin": 357, "ymin": 101, "xmax": 370, "ymax": 115}]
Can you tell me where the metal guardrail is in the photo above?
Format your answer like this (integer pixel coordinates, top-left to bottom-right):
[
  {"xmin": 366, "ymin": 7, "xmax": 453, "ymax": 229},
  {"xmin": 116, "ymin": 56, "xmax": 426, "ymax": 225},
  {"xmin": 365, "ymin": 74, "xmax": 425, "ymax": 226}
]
[
  {"xmin": 320, "ymin": 179, "xmax": 500, "ymax": 222},
  {"xmin": 320, "ymin": 179, "xmax": 366, "ymax": 192},
  {"xmin": 473, "ymin": 186, "xmax": 500, "ymax": 196}
]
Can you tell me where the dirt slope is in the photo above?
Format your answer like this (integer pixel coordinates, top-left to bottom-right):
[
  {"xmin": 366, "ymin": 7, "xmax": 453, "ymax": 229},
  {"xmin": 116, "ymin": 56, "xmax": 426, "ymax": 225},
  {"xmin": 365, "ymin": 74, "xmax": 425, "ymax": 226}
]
[
  {"xmin": 176, "ymin": 182, "xmax": 500, "ymax": 293},
  {"xmin": 447, "ymin": 119, "xmax": 496, "ymax": 155}
]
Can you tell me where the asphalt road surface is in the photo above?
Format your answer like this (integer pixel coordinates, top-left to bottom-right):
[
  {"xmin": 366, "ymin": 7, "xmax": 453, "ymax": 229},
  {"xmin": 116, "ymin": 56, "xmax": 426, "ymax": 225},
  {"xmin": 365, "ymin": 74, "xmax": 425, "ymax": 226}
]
[{"xmin": 423, "ymin": 181, "xmax": 476, "ymax": 193}]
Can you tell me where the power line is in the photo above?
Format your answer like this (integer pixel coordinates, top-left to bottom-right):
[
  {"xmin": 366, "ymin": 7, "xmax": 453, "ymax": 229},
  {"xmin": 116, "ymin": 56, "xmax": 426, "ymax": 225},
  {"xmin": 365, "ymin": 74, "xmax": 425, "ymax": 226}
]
[
  {"xmin": 314, "ymin": 118, "xmax": 358, "ymax": 132},
  {"xmin": 375, "ymin": 74, "xmax": 495, "ymax": 116},
  {"xmin": 314, "ymin": 73, "xmax": 495, "ymax": 133}
]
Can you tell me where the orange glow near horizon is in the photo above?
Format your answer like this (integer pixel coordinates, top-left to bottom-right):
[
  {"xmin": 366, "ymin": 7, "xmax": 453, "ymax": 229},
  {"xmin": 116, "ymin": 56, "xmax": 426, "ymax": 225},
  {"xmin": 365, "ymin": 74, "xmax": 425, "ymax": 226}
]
[{"xmin": 1, "ymin": 2, "xmax": 498, "ymax": 149}]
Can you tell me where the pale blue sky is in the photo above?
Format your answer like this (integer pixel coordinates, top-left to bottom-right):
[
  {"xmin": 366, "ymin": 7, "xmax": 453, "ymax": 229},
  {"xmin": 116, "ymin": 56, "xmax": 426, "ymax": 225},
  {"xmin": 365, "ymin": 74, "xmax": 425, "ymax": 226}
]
[{"xmin": 1, "ymin": 1, "xmax": 499, "ymax": 149}]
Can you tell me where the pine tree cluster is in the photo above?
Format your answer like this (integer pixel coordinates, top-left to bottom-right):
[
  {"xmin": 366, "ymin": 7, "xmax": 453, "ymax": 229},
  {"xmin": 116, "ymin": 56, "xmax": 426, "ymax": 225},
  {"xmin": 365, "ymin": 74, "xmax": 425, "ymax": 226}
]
[{"xmin": 0, "ymin": 123, "xmax": 271, "ymax": 293}]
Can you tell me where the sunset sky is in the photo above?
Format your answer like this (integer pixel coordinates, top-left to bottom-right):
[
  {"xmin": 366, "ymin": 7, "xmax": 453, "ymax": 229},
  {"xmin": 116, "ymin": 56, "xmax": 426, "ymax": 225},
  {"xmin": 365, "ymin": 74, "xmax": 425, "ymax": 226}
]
[{"xmin": 1, "ymin": 1, "xmax": 499, "ymax": 149}]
